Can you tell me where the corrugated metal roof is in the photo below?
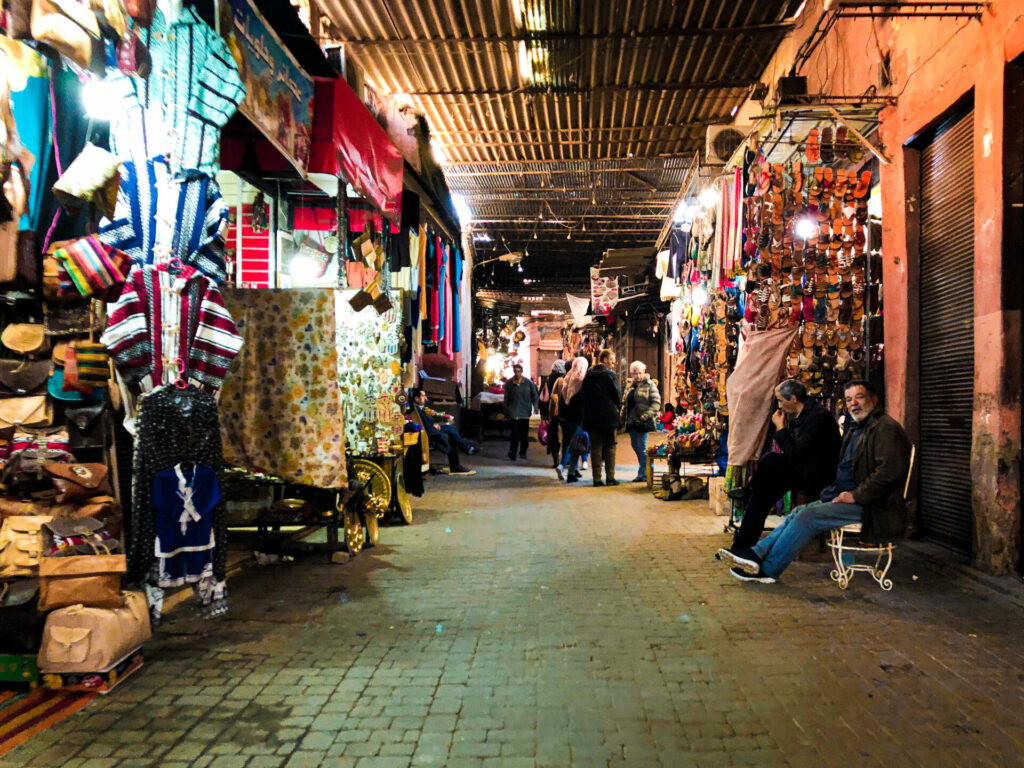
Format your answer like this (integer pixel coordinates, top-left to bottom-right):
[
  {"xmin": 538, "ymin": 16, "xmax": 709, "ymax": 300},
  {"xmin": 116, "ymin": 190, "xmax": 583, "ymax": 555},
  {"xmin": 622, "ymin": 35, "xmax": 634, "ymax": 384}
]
[{"xmin": 316, "ymin": 0, "xmax": 801, "ymax": 287}]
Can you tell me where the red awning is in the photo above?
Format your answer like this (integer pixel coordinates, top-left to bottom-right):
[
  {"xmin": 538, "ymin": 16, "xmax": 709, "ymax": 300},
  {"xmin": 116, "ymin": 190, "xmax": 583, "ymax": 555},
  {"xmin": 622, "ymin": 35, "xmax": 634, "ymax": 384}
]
[{"xmin": 309, "ymin": 77, "xmax": 404, "ymax": 222}]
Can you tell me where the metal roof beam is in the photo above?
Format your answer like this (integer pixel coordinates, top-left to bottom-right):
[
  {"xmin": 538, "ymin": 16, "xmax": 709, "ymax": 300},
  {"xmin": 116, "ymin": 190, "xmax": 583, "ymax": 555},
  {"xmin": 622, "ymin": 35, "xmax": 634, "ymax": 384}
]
[
  {"xmin": 404, "ymin": 81, "xmax": 751, "ymax": 97},
  {"xmin": 336, "ymin": 22, "xmax": 795, "ymax": 47}
]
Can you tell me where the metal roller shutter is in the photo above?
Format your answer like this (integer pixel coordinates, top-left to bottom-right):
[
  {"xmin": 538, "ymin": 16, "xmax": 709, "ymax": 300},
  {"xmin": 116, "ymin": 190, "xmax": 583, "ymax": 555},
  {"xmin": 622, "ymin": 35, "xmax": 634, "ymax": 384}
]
[{"xmin": 918, "ymin": 109, "xmax": 975, "ymax": 554}]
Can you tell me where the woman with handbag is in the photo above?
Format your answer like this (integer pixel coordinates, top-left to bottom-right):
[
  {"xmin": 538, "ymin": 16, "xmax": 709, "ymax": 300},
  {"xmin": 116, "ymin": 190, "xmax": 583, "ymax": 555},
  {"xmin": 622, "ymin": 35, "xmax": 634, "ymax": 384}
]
[
  {"xmin": 552, "ymin": 356, "xmax": 588, "ymax": 483},
  {"xmin": 622, "ymin": 361, "xmax": 662, "ymax": 483}
]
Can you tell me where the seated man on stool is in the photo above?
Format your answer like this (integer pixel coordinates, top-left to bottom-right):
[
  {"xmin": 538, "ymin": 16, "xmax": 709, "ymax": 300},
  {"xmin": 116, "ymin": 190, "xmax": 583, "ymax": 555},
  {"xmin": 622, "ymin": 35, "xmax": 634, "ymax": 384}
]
[
  {"xmin": 411, "ymin": 388, "xmax": 475, "ymax": 476},
  {"xmin": 720, "ymin": 379, "xmax": 841, "ymax": 559},
  {"xmin": 720, "ymin": 379, "xmax": 911, "ymax": 583}
]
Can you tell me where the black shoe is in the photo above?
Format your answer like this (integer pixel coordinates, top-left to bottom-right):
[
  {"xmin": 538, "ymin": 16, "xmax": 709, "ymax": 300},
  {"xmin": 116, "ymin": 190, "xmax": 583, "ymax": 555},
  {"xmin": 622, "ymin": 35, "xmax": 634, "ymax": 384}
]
[
  {"xmin": 593, "ymin": 480, "xmax": 604, "ymax": 487},
  {"xmin": 727, "ymin": 485, "xmax": 752, "ymax": 501},
  {"xmin": 519, "ymin": 452, "xmax": 527, "ymax": 458},
  {"xmin": 605, "ymin": 479, "xmax": 620, "ymax": 486},
  {"xmin": 508, "ymin": 453, "xmax": 517, "ymax": 461},
  {"xmin": 730, "ymin": 566, "xmax": 776, "ymax": 584},
  {"xmin": 566, "ymin": 475, "xmax": 579, "ymax": 484},
  {"xmin": 717, "ymin": 547, "xmax": 762, "ymax": 571}
]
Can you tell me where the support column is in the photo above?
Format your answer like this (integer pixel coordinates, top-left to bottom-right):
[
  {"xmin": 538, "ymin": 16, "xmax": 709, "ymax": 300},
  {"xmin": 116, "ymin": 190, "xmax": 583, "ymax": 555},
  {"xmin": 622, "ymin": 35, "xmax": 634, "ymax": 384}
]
[{"xmin": 970, "ymin": 56, "xmax": 1023, "ymax": 574}]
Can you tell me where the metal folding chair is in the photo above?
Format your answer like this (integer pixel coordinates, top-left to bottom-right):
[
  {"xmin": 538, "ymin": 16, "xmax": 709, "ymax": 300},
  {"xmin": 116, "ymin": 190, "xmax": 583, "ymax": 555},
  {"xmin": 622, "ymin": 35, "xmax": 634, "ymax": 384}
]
[{"xmin": 828, "ymin": 445, "xmax": 915, "ymax": 591}]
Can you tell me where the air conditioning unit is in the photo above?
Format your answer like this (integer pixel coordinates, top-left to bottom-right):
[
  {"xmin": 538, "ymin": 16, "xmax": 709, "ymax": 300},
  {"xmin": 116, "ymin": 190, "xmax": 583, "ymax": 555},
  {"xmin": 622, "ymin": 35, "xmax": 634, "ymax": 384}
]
[{"xmin": 705, "ymin": 125, "xmax": 748, "ymax": 165}]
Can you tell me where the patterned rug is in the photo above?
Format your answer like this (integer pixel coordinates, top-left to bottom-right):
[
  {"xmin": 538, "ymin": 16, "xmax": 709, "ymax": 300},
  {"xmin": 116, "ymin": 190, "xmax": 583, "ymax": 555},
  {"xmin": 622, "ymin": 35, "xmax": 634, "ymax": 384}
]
[{"xmin": 0, "ymin": 688, "xmax": 95, "ymax": 757}]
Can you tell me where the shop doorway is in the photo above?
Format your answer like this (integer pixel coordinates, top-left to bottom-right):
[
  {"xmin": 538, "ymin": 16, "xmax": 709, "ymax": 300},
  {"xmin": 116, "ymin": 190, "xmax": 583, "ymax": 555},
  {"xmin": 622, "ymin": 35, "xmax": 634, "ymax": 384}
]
[{"xmin": 917, "ymin": 107, "xmax": 975, "ymax": 554}]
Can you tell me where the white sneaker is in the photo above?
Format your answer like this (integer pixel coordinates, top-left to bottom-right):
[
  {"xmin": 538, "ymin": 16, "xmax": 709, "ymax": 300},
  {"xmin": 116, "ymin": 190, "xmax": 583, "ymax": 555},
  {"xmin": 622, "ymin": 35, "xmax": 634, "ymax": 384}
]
[{"xmin": 581, "ymin": 460, "xmax": 588, "ymax": 470}]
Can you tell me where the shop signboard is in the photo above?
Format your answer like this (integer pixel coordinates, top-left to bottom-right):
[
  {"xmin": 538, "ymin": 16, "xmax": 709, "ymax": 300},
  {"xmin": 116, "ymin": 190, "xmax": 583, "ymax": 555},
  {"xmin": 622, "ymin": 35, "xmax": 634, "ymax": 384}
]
[{"xmin": 220, "ymin": 0, "xmax": 314, "ymax": 174}]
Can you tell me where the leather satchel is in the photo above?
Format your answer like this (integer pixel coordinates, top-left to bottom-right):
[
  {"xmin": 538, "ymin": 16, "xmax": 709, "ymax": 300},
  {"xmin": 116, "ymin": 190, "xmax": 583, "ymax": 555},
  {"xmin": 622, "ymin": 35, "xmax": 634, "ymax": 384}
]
[
  {"xmin": 0, "ymin": 395, "xmax": 53, "ymax": 429},
  {"xmin": 66, "ymin": 403, "xmax": 109, "ymax": 451},
  {"xmin": 0, "ymin": 513, "xmax": 52, "ymax": 578},
  {"xmin": 42, "ymin": 252, "xmax": 81, "ymax": 304},
  {"xmin": 0, "ymin": 359, "xmax": 51, "ymax": 396},
  {"xmin": 0, "ymin": 578, "xmax": 44, "ymax": 653},
  {"xmin": 43, "ymin": 463, "xmax": 112, "ymax": 503},
  {"xmin": 38, "ymin": 589, "xmax": 150, "ymax": 673},
  {"xmin": 39, "ymin": 520, "xmax": 126, "ymax": 610}
]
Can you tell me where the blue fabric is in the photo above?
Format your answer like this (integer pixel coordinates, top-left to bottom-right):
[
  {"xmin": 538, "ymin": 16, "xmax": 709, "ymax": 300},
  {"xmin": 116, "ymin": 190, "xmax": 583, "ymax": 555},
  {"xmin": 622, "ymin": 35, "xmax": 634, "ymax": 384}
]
[
  {"xmin": 10, "ymin": 76, "xmax": 51, "ymax": 230},
  {"xmin": 752, "ymin": 500, "xmax": 863, "ymax": 579},
  {"xmin": 452, "ymin": 248, "xmax": 462, "ymax": 353},
  {"xmin": 820, "ymin": 423, "xmax": 864, "ymax": 502},
  {"xmin": 152, "ymin": 464, "xmax": 221, "ymax": 586}
]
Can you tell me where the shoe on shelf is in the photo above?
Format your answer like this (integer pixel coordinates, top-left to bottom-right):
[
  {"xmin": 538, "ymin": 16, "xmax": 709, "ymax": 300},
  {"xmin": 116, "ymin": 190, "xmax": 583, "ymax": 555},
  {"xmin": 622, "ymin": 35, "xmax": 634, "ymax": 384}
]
[
  {"xmin": 593, "ymin": 480, "xmax": 604, "ymax": 487},
  {"xmin": 717, "ymin": 547, "xmax": 763, "ymax": 571},
  {"xmin": 555, "ymin": 466, "xmax": 564, "ymax": 481},
  {"xmin": 730, "ymin": 566, "xmax": 776, "ymax": 584},
  {"xmin": 450, "ymin": 467, "xmax": 476, "ymax": 476},
  {"xmin": 605, "ymin": 479, "xmax": 620, "ymax": 486}
]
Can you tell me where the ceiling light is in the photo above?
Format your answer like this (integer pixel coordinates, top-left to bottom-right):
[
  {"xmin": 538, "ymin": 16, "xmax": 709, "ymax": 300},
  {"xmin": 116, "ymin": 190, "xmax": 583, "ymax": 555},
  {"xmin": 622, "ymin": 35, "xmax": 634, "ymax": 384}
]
[
  {"xmin": 730, "ymin": 105, "xmax": 739, "ymax": 117},
  {"xmin": 582, "ymin": 223, "xmax": 586, "ymax": 232},
  {"xmin": 567, "ymin": 232, "xmax": 571, "ymax": 240},
  {"xmin": 533, "ymin": 233, "xmax": 537, "ymax": 239},
  {"xmin": 700, "ymin": 187, "xmax": 719, "ymax": 208},
  {"xmin": 517, "ymin": 263, "xmax": 523, "ymax": 272},
  {"xmin": 517, "ymin": 40, "xmax": 532, "ymax": 81},
  {"xmin": 452, "ymin": 194, "xmax": 472, "ymax": 224}
]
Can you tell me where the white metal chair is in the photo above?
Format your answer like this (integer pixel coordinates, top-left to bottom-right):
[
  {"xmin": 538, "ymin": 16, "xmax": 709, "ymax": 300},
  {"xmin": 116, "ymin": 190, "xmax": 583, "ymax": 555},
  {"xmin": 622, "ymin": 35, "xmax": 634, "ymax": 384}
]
[{"xmin": 828, "ymin": 445, "xmax": 915, "ymax": 592}]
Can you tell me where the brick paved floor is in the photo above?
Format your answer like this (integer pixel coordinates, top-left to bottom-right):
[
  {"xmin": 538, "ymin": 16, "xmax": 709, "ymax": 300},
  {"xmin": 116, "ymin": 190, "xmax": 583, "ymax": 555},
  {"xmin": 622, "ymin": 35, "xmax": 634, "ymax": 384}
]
[{"xmin": 5, "ymin": 442, "xmax": 1024, "ymax": 768}]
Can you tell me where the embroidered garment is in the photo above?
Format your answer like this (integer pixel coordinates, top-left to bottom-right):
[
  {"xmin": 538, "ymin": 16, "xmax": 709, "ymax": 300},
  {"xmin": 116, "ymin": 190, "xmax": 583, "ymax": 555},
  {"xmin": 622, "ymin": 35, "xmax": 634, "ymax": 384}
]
[
  {"xmin": 99, "ymin": 157, "xmax": 229, "ymax": 282},
  {"xmin": 152, "ymin": 463, "xmax": 220, "ymax": 587},
  {"xmin": 108, "ymin": 8, "xmax": 244, "ymax": 175},
  {"xmin": 132, "ymin": 386, "xmax": 227, "ymax": 617},
  {"xmin": 101, "ymin": 264, "xmax": 243, "ymax": 393}
]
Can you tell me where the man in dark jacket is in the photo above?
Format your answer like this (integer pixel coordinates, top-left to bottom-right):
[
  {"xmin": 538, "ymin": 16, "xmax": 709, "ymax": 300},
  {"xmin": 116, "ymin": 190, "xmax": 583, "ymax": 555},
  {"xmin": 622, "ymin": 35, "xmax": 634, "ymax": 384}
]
[
  {"xmin": 579, "ymin": 349, "xmax": 622, "ymax": 486},
  {"xmin": 721, "ymin": 379, "xmax": 911, "ymax": 583},
  {"xmin": 504, "ymin": 364, "xmax": 539, "ymax": 461},
  {"xmin": 722, "ymin": 379, "xmax": 840, "ymax": 553}
]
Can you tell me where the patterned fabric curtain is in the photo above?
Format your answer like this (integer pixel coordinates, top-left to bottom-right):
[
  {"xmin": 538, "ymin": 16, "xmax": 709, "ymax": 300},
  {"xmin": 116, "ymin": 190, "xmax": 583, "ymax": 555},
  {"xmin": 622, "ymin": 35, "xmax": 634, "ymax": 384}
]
[{"xmin": 219, "ymin": 289, "xmax": 347, "ymax": 488}]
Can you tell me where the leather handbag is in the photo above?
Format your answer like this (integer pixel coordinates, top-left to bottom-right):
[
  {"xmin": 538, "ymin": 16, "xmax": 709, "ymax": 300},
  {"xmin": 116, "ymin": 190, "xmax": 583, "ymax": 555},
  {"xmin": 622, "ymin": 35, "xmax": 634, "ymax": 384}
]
[
  {"xmin": 30, "ymin": 0, "xmax": 101, "ymax": 70},
  {"xmin": 0, "ymin": 579, "xmax": 45, "ymax": 653},
  {"xmin": 2, "ymin": 447, "xmax": 68, "ymax": 495},
  {"xmin": 43, "ymin": 463, "xmax": 112, "ymax": 503},
  {"xmin": 0, "ymin": 514, "xmax": 52, "ymax": 577},
  {"xmin": 0, "ymin": 497, "xmax": 50, "ymax": 517},
  {"xmin": 38, "ymin": 589, "xmax": 150, "ymax": 673},
  {"xmin": 124, "ymin": 0, "xmax": 154, "ymax": 26},
  {"xmin": 44, "ymin": 301, "xmax": 98, "ymax": 335},
  {"xmin": 42, "ymin": 251, "xmax": 81, "ymax": 303},
  {"xmin": 7, "ymin": 0, "xmax": 33, "ymax": 38},
  {"xmin": 6, "ymin": 230, "xmax": 42, "ymax": 290},
  {"xmin": 0, "ymin": 359, "xmax": 51, "ymax": 396},
  {"xmin": 66, "ymin": 403, "xmax": 109, "ymax": 451},
  {"xmin": 51, "ymin": 236, "xmax": 130, "ymax": 299},
  {"xmin": 39, "ymin": 521, "xmax": 126, "ymax": 610},
  {"xmin": 1, "ymin": 323, "xmax": 47, "ymax": 355},
  {"xmin": 0, "ymin": 395, "xmax": 53, "ymax": 429},
  {"xmin": 52, "ymin": 145, "xmax": 121, "ymax": 220}
]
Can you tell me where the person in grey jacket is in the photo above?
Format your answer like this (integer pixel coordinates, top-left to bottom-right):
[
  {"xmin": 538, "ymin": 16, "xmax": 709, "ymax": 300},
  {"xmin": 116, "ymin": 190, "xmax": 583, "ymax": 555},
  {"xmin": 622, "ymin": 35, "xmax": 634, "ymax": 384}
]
[
  {"xmin": 621, "ymin": 361, "xmax": 662, "ymax": 482},
  {"xmin": 504, "ymin": 363, "xmax": 539, "ymax": 460}
]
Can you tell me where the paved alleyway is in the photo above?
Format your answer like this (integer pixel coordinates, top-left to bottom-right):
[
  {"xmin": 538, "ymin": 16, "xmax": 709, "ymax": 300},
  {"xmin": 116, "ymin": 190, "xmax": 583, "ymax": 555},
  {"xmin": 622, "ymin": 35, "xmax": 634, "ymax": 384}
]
[{"xmin": 5, "ymin": 445, "xmax": 1024, "ymax": 768}]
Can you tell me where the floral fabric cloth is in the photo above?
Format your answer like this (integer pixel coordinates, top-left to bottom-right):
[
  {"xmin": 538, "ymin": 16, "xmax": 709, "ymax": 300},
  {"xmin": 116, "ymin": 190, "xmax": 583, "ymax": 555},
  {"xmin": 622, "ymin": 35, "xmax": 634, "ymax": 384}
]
[{"xmin": 219, "ymin": 289, "xmax": 346, "ymax": 488}]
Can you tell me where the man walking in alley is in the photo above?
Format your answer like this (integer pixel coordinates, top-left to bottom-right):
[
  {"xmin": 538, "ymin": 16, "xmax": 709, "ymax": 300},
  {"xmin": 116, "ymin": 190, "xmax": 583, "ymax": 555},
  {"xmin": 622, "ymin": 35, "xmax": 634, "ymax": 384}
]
[
  {"xmin": 721, "ymin": 379, "xmax": 911, "ymax": 583},
  {"xmin": 580, "ymin": 349, "xmax": 622, "ymax": 486},
  {"xmin": 504, "ymin": 363, "xmax": 539, "ymax": 461},
  {"xmin": 720, "ymin": 379, "xmax": 841, "ymax": 556}
]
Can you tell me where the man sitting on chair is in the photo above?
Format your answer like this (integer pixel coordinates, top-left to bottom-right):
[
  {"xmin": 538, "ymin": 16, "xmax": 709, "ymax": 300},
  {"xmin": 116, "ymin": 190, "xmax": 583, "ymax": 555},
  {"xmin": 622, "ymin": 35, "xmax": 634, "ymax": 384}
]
[
  {"xmin": 411, "ymin": 388, "xmax": 475, "ymax": 476},
  {"xmin": 720, "ymin": 379, "xmax": 911, "ymax": 584},
  {"xmin": 722, "ymin": 379, "xmax": 841, "ymax": 553}
]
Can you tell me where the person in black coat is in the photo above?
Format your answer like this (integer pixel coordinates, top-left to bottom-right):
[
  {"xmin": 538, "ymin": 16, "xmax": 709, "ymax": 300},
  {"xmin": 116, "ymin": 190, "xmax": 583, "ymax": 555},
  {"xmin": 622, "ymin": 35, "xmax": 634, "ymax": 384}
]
[
  {"xmin": 727, "ymin": 379, "xmax": 841, "ymax": 549},
  {"xmin": 579, "ymin": 348, "xmax": 622, "ymax": 486}
]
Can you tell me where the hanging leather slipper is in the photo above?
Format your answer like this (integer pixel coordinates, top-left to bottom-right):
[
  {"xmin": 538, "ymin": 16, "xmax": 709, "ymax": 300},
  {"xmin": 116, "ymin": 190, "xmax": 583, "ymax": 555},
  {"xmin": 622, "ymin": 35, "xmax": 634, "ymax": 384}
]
[
  {"xmin": 853, "ymin": 170, "xmax": 872, "ymax": 199},
  {"xmin": 805, "ymin": 128, "xmax": 820, "ymax": 163},
  {"xmin": 835, "ymin": 125, "xmax": 849, "ymax": 161},
  {"xmin": 821, "ymin": 127, "xmax": 834, "ymax": 164},
  {"xmin": 793, "ymin": 160, "xmax": 803, "ymax": 195}
]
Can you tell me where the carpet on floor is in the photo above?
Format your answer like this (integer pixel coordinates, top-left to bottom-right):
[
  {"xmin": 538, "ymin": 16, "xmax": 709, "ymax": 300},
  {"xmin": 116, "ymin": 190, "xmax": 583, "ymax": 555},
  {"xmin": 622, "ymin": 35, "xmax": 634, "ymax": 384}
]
[{"xmin": 0, "ymin": 687, "xmax": 94, "ymax": 757}]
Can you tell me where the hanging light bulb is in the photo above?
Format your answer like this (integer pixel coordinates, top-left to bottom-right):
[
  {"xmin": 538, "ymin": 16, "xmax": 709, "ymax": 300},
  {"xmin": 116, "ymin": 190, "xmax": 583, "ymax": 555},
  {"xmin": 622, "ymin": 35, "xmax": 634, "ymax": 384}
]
[
  {"xmin": 517, "ymin": 263, "xmax": 523, "ymax": 272},
  {"xmin": 567, "ymin": 231, "xmax": 572, "ymax": 240},
  {"xmin": 582, "ymin": 222, "xmax": 587, "ymax": 232},
  {"xmin": 533, "ymin": 232, "xmax": 537, "ymax": 239}
]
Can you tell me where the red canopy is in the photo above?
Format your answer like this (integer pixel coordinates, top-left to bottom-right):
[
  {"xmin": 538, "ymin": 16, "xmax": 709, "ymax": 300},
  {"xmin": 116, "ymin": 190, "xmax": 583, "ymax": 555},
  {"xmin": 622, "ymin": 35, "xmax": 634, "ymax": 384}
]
[{"xmin": 309, "ymin": 78, "xmax": 404, "ymax": 222}]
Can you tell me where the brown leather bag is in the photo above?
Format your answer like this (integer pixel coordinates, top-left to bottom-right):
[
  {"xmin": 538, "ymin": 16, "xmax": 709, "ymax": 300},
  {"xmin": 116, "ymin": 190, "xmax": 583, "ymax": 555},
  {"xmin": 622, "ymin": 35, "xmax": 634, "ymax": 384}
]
[
  {"xmin": 0, "ymin": 395, "xmax": 53, "ymax": 429},
  {"xmin": 39, "ymin": 523, "xmax": 126, "ymax": 610},
  {"xmin": 0, "ymin": 359, "xmax": 51, "ymax": 396},
  {"xmin": 42, "ymin": 463, "xmax": 112, "ymax": 503},
  {"xmin": 0, "ymin": 514, "xmax": 51, "ymax": 578},
  {"xmin": 38, "ymin": 590, "xmax": 150, "ymax": 673},
  {"xmin": 124, "ymin": 0, "xmax": 154, "ymax": 26}
]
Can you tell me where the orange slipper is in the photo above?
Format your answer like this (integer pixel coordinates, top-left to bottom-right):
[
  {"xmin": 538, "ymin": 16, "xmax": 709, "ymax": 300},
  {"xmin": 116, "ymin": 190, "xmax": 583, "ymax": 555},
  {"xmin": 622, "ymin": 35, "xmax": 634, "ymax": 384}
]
[
  {"xmin": 793, "ymin": 161, "xmax": 803, "ymax": 194},
  {"xmin": 805, "ymin": 129, "xmax": 820, "ymax": 163},
  {"xmin": 853, "ymin": 170, "xmax": 872, "ymax": 199}
]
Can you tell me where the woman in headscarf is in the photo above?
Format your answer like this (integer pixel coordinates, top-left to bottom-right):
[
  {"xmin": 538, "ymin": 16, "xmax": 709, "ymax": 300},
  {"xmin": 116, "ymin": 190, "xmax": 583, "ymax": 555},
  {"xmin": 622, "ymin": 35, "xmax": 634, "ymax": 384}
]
[
  {"xmin": 542, "ymin": 360, "xmax": 566, "ymax": 468},
  {"xmin": 551, "ymin": 356, "xmax": 588, "ymax": 482}
]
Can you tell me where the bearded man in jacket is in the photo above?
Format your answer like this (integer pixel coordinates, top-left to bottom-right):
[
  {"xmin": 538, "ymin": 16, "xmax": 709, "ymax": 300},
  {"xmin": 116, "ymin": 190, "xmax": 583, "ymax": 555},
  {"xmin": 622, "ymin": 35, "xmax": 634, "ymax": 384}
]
[{"xmin": 579, "ymin": 349, "xmax": 622, "ymax": 486}]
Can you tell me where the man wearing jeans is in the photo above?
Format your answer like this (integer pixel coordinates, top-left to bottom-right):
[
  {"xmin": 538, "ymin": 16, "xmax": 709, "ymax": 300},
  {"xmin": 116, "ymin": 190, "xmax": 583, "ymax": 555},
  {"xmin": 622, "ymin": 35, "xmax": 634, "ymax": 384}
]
[
  {"xmin": 579, "ymin": 349, "xmax": 622, "ymax": 486},
  {"xmin": 720, "ymin": 379, "xmax": 910, "ymax": 583}
]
